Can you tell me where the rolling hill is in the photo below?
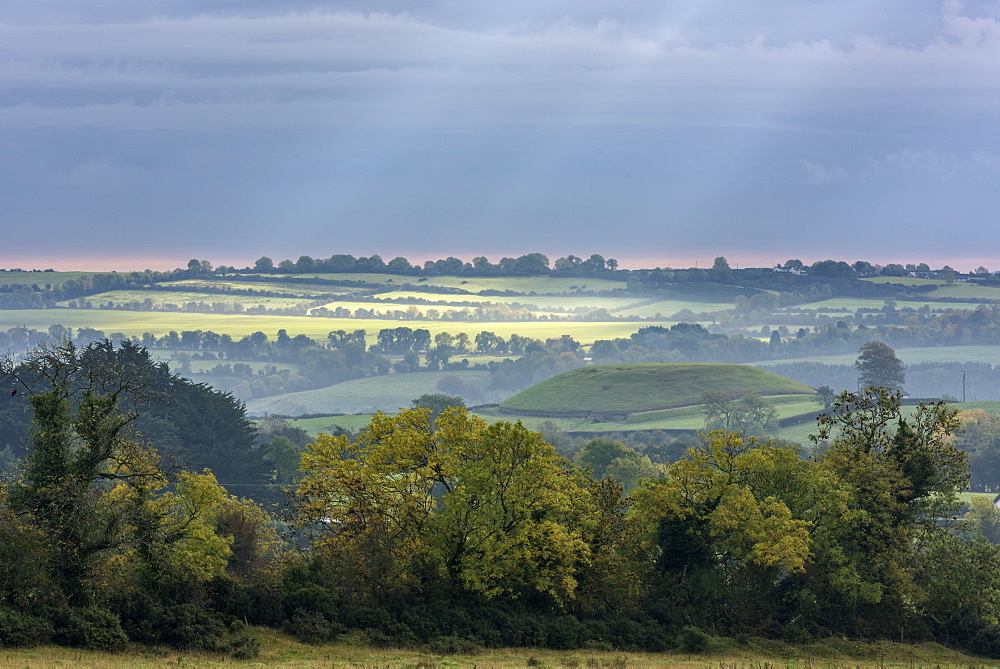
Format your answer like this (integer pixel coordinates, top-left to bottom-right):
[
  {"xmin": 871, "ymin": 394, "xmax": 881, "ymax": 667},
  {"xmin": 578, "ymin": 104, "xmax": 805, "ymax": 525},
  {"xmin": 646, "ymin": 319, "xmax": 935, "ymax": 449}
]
[{"xmin": 499, "ymin": 363, "xmax": 815, "ymax": 415}]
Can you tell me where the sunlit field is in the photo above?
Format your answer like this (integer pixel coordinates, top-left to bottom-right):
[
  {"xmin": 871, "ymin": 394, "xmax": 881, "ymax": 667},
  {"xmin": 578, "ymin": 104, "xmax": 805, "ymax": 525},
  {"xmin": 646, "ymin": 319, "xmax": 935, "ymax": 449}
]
[
  {"xmin": 0, "ymin": 309, "xmax": 672, "ymax": 345},
  {"xmin": 59, "ymin": 289, "xmax": 318, "ymax": 311},
  {"xmin": 0, "ymin": 270, "xmax": 99, "ymax": 286},
  {"xmin": 284, "ymin": 273, "xmax": 629, "ymax": 293}
]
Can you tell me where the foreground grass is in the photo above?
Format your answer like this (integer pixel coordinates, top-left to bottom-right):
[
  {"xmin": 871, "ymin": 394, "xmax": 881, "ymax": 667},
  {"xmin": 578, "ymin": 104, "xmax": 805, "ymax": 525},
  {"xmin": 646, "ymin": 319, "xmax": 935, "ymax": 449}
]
[{"xmin": 0, "ymin": 629, "xmax": 991, "ymax": 668}]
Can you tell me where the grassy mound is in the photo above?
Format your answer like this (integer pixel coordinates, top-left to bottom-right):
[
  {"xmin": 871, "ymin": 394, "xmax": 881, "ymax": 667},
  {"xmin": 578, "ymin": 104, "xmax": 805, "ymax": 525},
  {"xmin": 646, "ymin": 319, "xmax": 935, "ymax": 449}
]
[{"xmin": 500, "ymin": 363, "xmax": 814, "ymax": 414}]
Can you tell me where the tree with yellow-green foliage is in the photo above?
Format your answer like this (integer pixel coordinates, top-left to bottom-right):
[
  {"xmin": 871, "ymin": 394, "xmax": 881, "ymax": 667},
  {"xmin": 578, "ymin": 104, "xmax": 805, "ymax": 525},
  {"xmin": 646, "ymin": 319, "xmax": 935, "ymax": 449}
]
[
  {"xmin": 628, "ymin": 431, "xmax": 817, "ymax": 630},
  {"xmin": 0, "ymin": 340, "xmax": 276, "ymax": 655},
  {"xmin": 293, "ymin": 408, "xmax": 598, "ymax": 605}
]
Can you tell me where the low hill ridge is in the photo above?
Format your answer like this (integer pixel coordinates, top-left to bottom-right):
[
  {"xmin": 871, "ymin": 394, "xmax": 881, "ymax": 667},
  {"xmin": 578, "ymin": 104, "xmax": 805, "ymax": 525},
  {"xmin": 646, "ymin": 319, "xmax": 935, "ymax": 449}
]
[{"xmin": 500, "ymin": 362, "xmax": 814, "ymax": 415}]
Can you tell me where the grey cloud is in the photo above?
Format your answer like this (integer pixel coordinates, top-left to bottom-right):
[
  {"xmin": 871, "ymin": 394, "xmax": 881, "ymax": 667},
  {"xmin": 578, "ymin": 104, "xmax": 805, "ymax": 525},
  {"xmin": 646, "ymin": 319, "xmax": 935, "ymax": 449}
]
[{"xmin": 4, "ymin": 6, "xmax": 1000, "ymax": 136}]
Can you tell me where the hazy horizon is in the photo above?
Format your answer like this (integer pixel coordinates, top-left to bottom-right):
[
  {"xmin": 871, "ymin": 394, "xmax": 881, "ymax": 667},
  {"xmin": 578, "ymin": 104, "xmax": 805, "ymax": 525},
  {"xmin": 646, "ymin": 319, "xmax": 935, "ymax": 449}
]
[{"xmin": 1, "ymin": 250, "xmax": 997, "ymax": 275}]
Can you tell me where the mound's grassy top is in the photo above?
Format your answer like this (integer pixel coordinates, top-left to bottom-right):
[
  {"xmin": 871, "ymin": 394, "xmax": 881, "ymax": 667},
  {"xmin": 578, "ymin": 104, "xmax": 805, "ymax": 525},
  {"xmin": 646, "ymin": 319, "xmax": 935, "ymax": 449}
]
[{"xmin": 501, "ymin": 363, "xmax": 815, "ymax": 413}]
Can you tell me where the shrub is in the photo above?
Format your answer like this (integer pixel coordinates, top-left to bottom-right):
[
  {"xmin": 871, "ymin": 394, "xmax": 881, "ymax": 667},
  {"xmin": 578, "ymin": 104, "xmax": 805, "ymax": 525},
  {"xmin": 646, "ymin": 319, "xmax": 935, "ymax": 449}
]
[
  {"xmin": 0, "ymin": 608, "xmax": 52, "ymax": 647},
  {"xmin": 679, "ymin": 625, "xmax": 710, "ymax": 654},
  {"xmin": 57, "ymin": 608, "xmax": 128, "ymax": 652},
  {"xmin": 286, "ymin": 610, "xmax": 342, "ymax": 645},
  {"xmin": 157, "ymin": 603, "xmax": 259, "ymax": 658}
]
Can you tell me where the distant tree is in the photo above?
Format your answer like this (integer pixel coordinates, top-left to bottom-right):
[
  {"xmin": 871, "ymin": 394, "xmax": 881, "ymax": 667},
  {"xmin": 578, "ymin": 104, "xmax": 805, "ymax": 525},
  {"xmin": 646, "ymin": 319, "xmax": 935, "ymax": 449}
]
[
  {"xmin": 254, "ymin": 256, "xmax": 274, "ymax": 272},
  {"xmin": 852, "ymin": 260, "xmax": 875, "ymax": 275},
  {"xmin": 514, "ymin": 253, "xmax": 550, "ymax": 274},
  {"xmin": 855, "ymin": 341, "xmax": 906, "ymax": 391},
  {"xmin": 387, "ymin": 256, "xmax": 412, "ymax": 271},
  {"xmin": 296, "ymin": 255, "xmax": 316, "ymax": 273},
  {"xmin": 810, "ymin": 259, "xmax": 856, "ymax": 278},
  {"xmin": 576, "ymin": 438, "xmax": 631, "ymax": 480},
  {"xmin": 881, "ymin": 263, "xmax": 908, "ymax": 277},
  {"xmin": 784, "ymin": 259, "xmax": 804, "ymax": 270},
  {"xmin": 411, "ymin": 393, "xmax": 465, "ymax": 421},
  {"xmin": 816, "ymin": 385, "xmax": 836, "ymax": 410},
  {"xmin": 711, "ymin": 256, "xmax": 733, "ymax": 282},
  {"xmin": 701, "ymin": 391, "xmax": 778, "ymax": 437}
]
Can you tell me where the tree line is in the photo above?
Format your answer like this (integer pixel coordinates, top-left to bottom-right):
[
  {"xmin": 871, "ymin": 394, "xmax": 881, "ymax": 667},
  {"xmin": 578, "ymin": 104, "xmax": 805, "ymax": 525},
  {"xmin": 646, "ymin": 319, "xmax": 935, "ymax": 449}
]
[{"xmin": 3, "ymin": 341, "xmax": 999, "ymax": 659}]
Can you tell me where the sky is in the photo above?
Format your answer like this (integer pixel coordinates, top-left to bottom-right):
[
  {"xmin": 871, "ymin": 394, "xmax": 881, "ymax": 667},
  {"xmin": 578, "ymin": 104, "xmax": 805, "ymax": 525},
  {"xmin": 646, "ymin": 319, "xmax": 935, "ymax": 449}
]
[{"xmin": 2, "ymin": 0, "xmax": 1000, "ymax": 272}]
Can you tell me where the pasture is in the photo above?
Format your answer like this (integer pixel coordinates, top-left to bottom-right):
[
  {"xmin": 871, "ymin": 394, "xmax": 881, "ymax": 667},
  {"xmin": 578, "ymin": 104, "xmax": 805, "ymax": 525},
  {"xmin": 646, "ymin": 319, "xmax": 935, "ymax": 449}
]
[
  {"xmin": 926, "ymin": 283, "xmax": 1000, "ymax": 299},
  {"xmin": 59, "ymin": 289, "xmax": 318, "ymax": 311},
  {"xmin": 0, "ymin": 627, "xmax": 986, "ymax": 667},
  {"xmin": 500, "ymin": 363, "xmax": 814, "ymax": 414},
  {"xmin": 790, "ymin": 297, "xmax": 988, "ymax": 312},
  {"xmin": 285, "ymin": 273, "xmax": 629, "ymax": 293},
  {"xmin": 768, "ymin": 345, "xmax": 1000, "ymax": 366},
  {"xmin": 291, "ymin": 412, "xmax": 593, "ymax": 437},
  {"xmin": 861, "ymin": 276, "xmax": 944, "ymax": 286},
  {"xmin": 245, "ymin": 370, "xmax": 494, "ymax": 416},
  {"xmin": 0, "ymin": 270, "xmax": 98, "ymax": 286},
  {"xmin": 383, "ymin": 290, "xmax": 652, "ymax": 311},
  {"xmin": 163, "ymin": 279, "xmax": 366, "ymax": 297},
  {"xmin": 0, "ymin": 309, "xmax": 672, "ymax": 345}
]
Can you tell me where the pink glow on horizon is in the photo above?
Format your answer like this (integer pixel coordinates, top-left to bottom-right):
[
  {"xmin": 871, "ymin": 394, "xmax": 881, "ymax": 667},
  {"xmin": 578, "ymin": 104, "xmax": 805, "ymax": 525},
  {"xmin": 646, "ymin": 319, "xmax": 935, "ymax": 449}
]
[{"xmin": 3, "ymin": 251, "xmax": 1000, "ymax": 274}]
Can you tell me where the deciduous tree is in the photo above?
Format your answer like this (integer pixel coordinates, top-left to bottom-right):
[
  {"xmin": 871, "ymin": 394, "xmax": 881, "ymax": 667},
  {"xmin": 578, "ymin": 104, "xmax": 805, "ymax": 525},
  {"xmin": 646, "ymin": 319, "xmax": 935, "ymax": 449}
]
[{"xmin": 855, "ymin": 341, "xmax": 906, "ymax": 391}]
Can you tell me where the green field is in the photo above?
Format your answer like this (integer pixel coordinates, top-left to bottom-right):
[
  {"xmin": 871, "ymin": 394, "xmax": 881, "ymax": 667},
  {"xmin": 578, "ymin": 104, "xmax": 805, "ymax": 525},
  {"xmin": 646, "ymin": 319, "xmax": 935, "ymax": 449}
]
[
  {"xmin": 162, "ymin": 279, "xmax": 366, "ymax": 297},
  {"xmin": 954, "ymin": 401, "xmax": 1000, "ymax": 414},
  {"xmin": 501, "ymin": 363, "xmax": 815, "ymax": 414},
  {"xmin": 0, "ymin": 627, "xmax": 986, "ymax": 668},
  {"xmin": 926, "ymin": 283, "xmax": 1000, "ymax": 299},
  {"xmin": 791, "ymin": 297, "xmax": 991, "ymax": 312},
  {"xmin": 292, "ymin": 412, "xmax": 597, "ymax": 437},
  {"xmin": 278, "ymin": 413, "xmax": 383, "ymax": 435},
  {"xmin": 768, "ymin": 345, "xmax": 1000, "ymax": 366},
  {"xmin": 245, "ymin": 370, "xmax": 494, "ymax": 416},
  {"xmin": 0, "ymin": 309, "xmax": 670, "ymax": 345},
  {"xmin": 0, "ymin": 270, "xmax": 99, "ymax": 286},
  {"xmin": 861, "ymin": 276, "xmax": 944, "ymax": 287},
  {"xmin": 313, "ymin": 299, "xmax": 501, "ymax": 316},
  {"xmin": 614, "ymin": 299, "xmax": 729, "ymax": 318},
  {"xmin": 285, "ymin": 273, "xmax": 628, "ymax": 293},
  {"xmin": 62, "ymin": 289, "xmax": 319, "ymax": 310},
  {"xmin": 383, "ymin": 291, "xmax": 648, "ymax": 311}
]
